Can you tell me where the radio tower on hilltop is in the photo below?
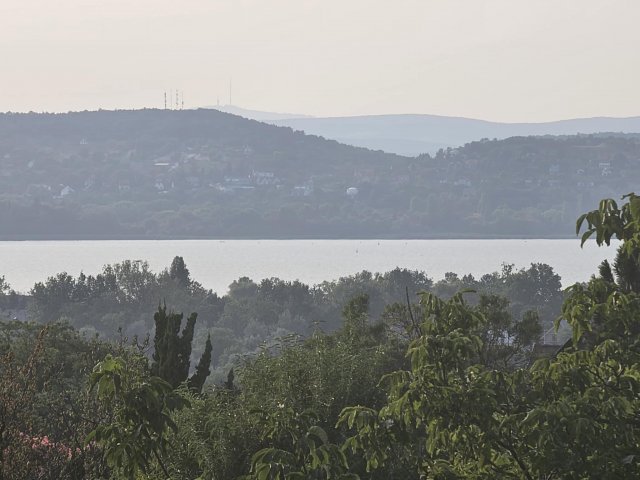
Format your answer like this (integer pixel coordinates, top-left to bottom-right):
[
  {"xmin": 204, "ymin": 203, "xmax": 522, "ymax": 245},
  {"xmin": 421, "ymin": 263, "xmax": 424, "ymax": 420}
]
[{"xmin": 164, "ymin": 90, "xmax": 184, "ymax": 110}]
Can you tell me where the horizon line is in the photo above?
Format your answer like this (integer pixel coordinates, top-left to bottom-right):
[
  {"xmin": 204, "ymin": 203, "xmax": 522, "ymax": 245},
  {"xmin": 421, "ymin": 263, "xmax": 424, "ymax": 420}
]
[{"xmin": 2, "ymin": 105, "xmax": 640, "ymax": 126}]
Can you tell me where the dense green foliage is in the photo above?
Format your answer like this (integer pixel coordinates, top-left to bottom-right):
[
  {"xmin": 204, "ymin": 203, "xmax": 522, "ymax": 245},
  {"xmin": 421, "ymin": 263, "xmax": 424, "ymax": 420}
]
[
  {"xmin": 337, "ymin": 194, "xmax": 640, "ymax": 478},
  {"xmin": 23, "ymin": 258, "xmax": 564, "ymax": 381},
  {"xmin": 1, "ymin": 110, "xmax": 639, "ymax": 238},
  {"xmin": 87, "ymin": 354, "xmax": 188, "ymax": 479},
  {"xmin": 0, "ymin": 322, "xmax": 114, "ymax": 478},
  {"xmin": 0, "ymin": 276, "xmax": 545, "ymax": 479}
]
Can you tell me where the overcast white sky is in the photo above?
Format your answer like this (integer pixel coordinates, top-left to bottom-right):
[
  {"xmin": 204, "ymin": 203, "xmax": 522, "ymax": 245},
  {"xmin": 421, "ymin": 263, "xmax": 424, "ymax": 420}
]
[{"xmin": 1, "ymin": 0, "xmax": 638, "ymax": 121}]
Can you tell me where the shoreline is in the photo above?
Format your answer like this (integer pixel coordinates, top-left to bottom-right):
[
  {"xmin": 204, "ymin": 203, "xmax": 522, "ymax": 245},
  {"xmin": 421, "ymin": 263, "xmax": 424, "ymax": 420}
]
[{"xmin": 0, "ymin": 234, "xmax": 578, "ymax": 241}]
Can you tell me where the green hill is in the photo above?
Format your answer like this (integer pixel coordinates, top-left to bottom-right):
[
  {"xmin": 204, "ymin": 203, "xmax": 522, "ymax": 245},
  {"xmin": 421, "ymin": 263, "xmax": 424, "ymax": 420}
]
[{"xmin": 0, "ymin": 109, "xmax": 638, "ymax": 238}]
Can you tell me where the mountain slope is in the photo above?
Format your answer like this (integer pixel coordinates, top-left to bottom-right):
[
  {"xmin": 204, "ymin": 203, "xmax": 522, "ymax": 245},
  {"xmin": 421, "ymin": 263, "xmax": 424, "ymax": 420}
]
[
  {"xmin": 0, "ymin": 109, "xmax": 639, "ymax": 239},
  {"xmin": 206, "ymin": 104, "xmax": 312, "ymax": 121},
  {"xmin": 0, "ymin": 109, "xmax": 407, "ymax": 238}
]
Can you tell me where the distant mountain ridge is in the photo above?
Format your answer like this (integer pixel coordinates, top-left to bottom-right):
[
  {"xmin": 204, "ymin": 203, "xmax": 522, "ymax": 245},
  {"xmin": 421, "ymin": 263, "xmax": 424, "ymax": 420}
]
[
  {"xmin": 206, "ymin": 105, "xmax": 313, "ymax": 121},
  {"xmin": 274, "ymin": 115, "xmax": 640, "ymax": 156},
  {"xmin": 206, "ymin": 106, "xmax": 640, "ymax": 156}
]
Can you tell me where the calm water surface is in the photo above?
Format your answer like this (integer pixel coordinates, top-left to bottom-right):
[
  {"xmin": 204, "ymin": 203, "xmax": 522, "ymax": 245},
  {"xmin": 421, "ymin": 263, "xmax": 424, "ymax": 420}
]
[{"xmin": 0, "ymin": 239, "xmax": 617, "ymax": 294}]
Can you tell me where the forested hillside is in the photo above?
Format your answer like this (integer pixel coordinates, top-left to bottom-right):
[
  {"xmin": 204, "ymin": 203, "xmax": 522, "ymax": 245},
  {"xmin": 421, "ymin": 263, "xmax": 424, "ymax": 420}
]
[{"xmin": 0, "ymin": 109, "xmax": 639, "ymax": 238}]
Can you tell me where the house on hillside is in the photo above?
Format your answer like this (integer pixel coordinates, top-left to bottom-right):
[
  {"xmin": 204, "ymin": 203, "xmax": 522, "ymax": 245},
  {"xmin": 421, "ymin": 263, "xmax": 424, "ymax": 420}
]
[
  {"xmin": 292, "ymin": 181, "xmax": 314, "ymax": 196},
  {"xmin": 251, "ymin": 170, "xmax": 278, "ymax": 186},
  {"xmin": 57, "ymin": 185, "xmax": 74, "ymax": 198},
  {"xmin": 215, "ymin": 176, "xmax": 256, "ymax": 193},
  {"xmin": 346, "ymin": 187, "xmax": 359, "ymax": 198},
  {"xmin": 453, "ymin": 178, "xmax": 472, "ymax": 187},
  {"xmin": 598, "ymin": 162, "xmax": 612, "ymax": 176}
]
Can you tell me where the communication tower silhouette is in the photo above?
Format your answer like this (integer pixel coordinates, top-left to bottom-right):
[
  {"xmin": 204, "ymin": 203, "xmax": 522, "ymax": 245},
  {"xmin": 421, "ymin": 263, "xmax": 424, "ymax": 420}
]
[{"xmin": 163, "ymin": 89, "xmax": 184, "ymax": 110}]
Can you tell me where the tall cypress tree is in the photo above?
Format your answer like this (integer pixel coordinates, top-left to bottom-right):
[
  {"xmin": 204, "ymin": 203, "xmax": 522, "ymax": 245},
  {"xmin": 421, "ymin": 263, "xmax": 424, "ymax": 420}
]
[
  {"xmin": 188, "ymin": 334, "xmax": 212, "ymax": 393},
  {"xmin": 151, "ymin": 304, "xmax": 208, "ymax": 389}
]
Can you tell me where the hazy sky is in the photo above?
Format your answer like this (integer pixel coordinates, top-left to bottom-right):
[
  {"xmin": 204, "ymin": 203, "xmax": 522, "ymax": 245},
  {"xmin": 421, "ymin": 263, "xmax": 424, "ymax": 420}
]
[{"xmin": 2, "ymin": 0, "xmax": 639, "ymax": 121}]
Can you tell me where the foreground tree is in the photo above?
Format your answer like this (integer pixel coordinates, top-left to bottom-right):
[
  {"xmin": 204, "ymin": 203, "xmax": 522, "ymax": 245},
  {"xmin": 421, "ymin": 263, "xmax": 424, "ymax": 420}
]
[
  {"xmin": 87, "ymin": 354, "xmax": 188, "ymax": 479},
  {"xmin": 339, "ymin": 193, "xmax": 640, "ymax": 479},
  {"xmin": 0, "ymin": 322, "xmax": 112, "ymax": 479}
]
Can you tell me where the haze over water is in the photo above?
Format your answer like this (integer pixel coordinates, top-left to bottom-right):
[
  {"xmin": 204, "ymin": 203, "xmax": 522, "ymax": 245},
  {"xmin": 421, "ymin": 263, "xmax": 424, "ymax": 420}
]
[{"xmin": 0, "ymin": 239, "xmax": 616, "ymax": 294}]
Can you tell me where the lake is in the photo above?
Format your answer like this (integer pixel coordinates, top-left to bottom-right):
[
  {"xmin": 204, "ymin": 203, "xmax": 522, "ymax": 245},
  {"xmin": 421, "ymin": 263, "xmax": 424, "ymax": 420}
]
[{"xmin": 0, "ymin": 239, "xmax": 617, "ymax": 294}]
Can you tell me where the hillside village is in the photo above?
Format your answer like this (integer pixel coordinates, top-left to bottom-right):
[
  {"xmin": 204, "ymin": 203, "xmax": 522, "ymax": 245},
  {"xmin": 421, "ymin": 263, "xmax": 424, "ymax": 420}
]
[{"xmin": 0, "ymin": 109, "xmax": 638, "ymax": 238}]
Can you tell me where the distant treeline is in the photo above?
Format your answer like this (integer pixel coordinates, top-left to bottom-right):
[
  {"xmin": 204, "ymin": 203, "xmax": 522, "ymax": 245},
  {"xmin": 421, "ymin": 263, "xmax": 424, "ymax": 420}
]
[
  {"xmin": 0, "ymin": 110, "xmax": 639, "ymax": 238},
  {"xmin": 0, "ymin": 256, "xmax": 564, "ymax": 381}
]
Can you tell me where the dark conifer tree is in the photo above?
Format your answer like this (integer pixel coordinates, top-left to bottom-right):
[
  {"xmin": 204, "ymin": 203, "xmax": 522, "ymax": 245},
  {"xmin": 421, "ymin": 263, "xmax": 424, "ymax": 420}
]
[
  {"xmin": 224, "ymin": 368, "xmax": 235, "ymax": 391},
  {"xmin": 613, "ymin": 246, "xmax": 640, "ymax": 293},
  {"xmin": 151, "ymin": 304, "xmax": 200, "ymax": 388},
  {"xmin": 188, "ymin": 333, "xmax": 212, "ymax": 393},
  {"xmin": 598, "ymin": 245, "xmax": 640, "ymax": 293},
  {"xmin": 598, "ymin": 259, "xmax": 615, "ymax": 284}
]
